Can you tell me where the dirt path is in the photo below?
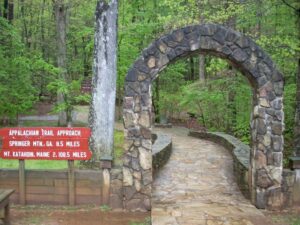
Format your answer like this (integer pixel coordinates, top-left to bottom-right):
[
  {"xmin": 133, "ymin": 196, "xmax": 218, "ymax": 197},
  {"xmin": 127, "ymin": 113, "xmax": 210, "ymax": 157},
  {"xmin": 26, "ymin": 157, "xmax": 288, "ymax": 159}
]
[{"xmin": 151, "ymin": 127, "xmax": 273, "ymax": 225}]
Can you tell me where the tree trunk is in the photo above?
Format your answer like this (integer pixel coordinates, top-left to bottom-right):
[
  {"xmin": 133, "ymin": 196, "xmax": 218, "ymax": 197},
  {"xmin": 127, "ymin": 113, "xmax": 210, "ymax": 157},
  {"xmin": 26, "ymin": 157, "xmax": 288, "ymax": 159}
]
[
  {"xmin": 8, "ymin": 0, "xmax": 13, "ymax": 22},
  {"xmin": 19, "ymin": 0, "xmax": 30, "ymax": 48},
  {"xmin": 39, "ymin": 0, "xmax": 46, "ymax": 98},
  {"xmin": 256, "ymin": 0, "xmax": 262, "ymax": 36},
  {"xmin": 227, "ymin": 81, "xmax": 237, "ymax": 134},
  {"xmin": 82, "ymin": 36, "xmax": 90, "ymax": 77},
  {"xmin": 199, "ymin": 55, "xmax": 205, "ymax": 82},
  {"xmin": 295, "ymin": 58, "xmax": 300, "ymax": 156},
  {"xmin": 40, "ymin": 0, "xmax": 46, "ymax": 58},
  {"xmin": 3, "ymin": 0, "xmax": 8, "ymax": 19},
  {"xmin": 117, "ymin": 36, "xmax": 123, "ymax": 121},
  {"xmin": 293, "ymin": 4, "xmax": 300, "ymax": 157},
  {"xmin": 53, "ymin": 0, "xmax": 68, "ymax": 126},
  {"xmin": 89, "ymin": 0, "xmax": 118, "ymax": 164},
  {"xmin": 189, "ymin": 57, "xmax": 195, "ymax": 81},
  {"xmin": 154, "ymin": 77, "xmax": 160, "ymax": 123},
  {"xmin": 198, "ymin": 0, "xmax": 205, "ymax": 83}
]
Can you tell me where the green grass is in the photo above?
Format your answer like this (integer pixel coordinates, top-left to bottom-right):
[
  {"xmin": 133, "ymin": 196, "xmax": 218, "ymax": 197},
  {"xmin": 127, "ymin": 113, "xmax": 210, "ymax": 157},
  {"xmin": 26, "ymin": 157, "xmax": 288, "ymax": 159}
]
[
  {"xmin": 114, "ymin": 129, "xmax": 124, "ymax": 166},
  {"xmin": 272, "ymin": 216, "xmax": 300, "ymax": 225},
  {"xmin": 100, "ymin": 204, "xmax": 111, "ymax": 212},
  {"xmin": 0, "ymin": 159, "xmax": 71, "ymax": 169},
  {"xmin": 20, "ymin": 120, "xmax": 59, "ymax": 127},
  {"xmin": 129, "ymin": 217, "xmax": 151, "ymax": 225}
]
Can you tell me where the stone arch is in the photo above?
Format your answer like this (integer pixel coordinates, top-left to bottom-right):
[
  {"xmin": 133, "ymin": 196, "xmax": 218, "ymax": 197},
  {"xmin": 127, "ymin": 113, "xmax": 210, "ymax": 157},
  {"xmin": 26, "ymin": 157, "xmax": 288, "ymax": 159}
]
[{"xmin": 122, "ymin": 24, "xmax": 284, "ymax": 210}]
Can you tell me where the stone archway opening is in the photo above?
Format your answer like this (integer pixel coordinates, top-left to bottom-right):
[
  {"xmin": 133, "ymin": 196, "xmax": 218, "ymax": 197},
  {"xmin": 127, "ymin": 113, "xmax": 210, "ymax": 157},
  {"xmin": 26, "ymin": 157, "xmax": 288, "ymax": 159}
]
[{"xmin": 122, "ymin": 24, "xmax": 284, "ymax": 211}]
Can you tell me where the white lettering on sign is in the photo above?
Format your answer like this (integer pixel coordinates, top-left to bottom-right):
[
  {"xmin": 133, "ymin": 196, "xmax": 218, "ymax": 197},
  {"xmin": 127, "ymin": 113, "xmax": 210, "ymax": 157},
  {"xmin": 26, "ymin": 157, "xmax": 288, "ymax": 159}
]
[
  {"xmin": 9, "ymin": 140, "xmax": 30, "ymax": 147},
  {"xmin": 9, "ymin": 130, "xmax": 39, "ymax": 136},
  {"xmin": 66, "ymin": 141, "xmax": 80, "ymax": 147},
  {"xmin": 32, "ymin": 141, "xmax": 44, "ymax": 147},
  {"xmin": 72, "ymin": 152, "xmax": 86, "ymax": 158},
  {"xmin": 36, "ymin": 152, "xmax": 50, "ymax": 157},
  {"xmin": 46, "ymin": 141, "xmax": 53, "ymax": 147},
  {"xmin": 57, "ymin": 130, "xmax": 81, "ymax": 136},
  {"xmin": 12, "ymin": 151, "xmax": 35, "ymax": 157},
  {"xmin": 3, "ymin": 151, "xmax": 10, "ymax": 157},
  {"xmin": 41, "ymin": 129, "xmax": 54, "ymax": 136},
  {"xmin": 58, "ymin": 152, "xmax": 70, "ymax": 158}
]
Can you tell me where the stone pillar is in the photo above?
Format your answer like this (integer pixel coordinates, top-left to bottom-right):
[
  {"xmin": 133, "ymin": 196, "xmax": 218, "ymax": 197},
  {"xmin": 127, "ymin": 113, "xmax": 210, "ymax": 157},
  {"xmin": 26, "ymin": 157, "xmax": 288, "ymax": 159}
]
[
  {"xmin": 123, "ymin": 76, "xmax": 152, "ymax": 211},
  {"xmin": 251, "ymin": 83, "xmax": 284, "ymax": 209}
]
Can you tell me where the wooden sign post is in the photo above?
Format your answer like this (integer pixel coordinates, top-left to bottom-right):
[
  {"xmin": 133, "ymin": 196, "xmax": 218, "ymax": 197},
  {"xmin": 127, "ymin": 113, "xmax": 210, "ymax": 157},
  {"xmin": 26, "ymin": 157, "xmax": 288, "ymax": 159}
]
[{"xmin": 0, "ymin": 127, "xmax": 92, "ymax": 205}]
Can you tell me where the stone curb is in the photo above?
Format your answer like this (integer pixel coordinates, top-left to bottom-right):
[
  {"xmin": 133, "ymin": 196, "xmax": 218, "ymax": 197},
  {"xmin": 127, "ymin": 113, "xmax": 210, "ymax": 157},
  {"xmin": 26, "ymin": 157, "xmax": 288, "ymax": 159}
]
[{"xmin": 152, "ymin": 133, "xmax": 172, "ymax": 175}]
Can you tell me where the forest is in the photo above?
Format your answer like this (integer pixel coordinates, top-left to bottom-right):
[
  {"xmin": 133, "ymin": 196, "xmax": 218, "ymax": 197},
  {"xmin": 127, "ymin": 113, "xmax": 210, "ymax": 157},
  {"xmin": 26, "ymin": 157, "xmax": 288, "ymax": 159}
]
[{"xmin": 0, "ymin": 0, "xmax": 299, "ymax": 166}]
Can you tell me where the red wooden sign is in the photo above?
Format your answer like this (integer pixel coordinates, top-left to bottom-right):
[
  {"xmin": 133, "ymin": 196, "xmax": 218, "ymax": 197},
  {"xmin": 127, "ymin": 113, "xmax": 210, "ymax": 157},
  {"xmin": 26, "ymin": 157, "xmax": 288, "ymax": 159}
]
[{"xmin": 0, "ymin": 127, "xmax": 92, "ymax": 160}]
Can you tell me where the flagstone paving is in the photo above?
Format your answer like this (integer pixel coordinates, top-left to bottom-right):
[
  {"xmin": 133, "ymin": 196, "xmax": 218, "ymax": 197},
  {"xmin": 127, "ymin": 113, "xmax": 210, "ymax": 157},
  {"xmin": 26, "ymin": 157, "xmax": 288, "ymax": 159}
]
[{"xmin": 152, "ymin": 127, "xmax": 273, "ymax": 225}]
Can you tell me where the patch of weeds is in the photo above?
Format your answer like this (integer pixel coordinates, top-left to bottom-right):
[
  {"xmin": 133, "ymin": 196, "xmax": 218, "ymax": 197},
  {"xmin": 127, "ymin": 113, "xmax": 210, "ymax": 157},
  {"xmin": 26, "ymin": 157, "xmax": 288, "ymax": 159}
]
[
  {"xmin": 113, "ymin": 130, "xmax": 124, "ymax": 165},
  {"xmin": 60, "ymin": 206, "xmax": 80, "ymax": 211},
  {"xmin": 0, "ymin": 158, "xmax": 70, "ymax": 169},
  {"xmin": 21, "ymin": 120, "xmax": 58, "ymax": 127},
  {"xmin": 129, "ymin": 217, "xmax": 151, "ymax": 225},
  {"xmin": 292, "ymin": 218, "xmax": 300, "ymax": 225},
  {"xmin": 21, "ymin": 216, "xmax": 44, "ymax": 225},
  {"xmin": 270, "ymin": 214, "xmax": 300, "ymax": 225},
  {"xmin": 100, "ymin": 205, "xmax": 111, "ymax": 212}
]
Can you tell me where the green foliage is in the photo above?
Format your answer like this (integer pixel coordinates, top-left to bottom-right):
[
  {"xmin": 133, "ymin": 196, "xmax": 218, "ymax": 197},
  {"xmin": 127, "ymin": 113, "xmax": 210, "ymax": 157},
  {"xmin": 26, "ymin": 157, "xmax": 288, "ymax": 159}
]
[
  {"xmin": 157, "ymin": 55, "xmax": 253, "ymax": 144},
  {"xmin": 159, "ymin": 91, "xmax": 185, "ymax": 119},
  {"xmin": 179, "ymin": 68, "xmax": 252, "ymax": 142},
  {"xmin": 113, "ymin": 130, "xmax": 124, "ymax": 166},
  {"xmin": 0, "ymin": 18, "xmax": 37, "ymax": 122},
  {"xmin": 47, "ymin": 78, "xmax": 90, "ymax": 123},
  {"xmin": 118, "ymin": 0, "xmax": 163, "ymax": 92},
  {"xmin": 283, "ymin": 83, "xmax": 297, "ymax": 166},
  {"xmin": 0, "ymin": 156, "xmax": 71, "ymax": 169},
  {"xmin": 206, "ymin": 58, "xmax": 228, "ymax": 76}
]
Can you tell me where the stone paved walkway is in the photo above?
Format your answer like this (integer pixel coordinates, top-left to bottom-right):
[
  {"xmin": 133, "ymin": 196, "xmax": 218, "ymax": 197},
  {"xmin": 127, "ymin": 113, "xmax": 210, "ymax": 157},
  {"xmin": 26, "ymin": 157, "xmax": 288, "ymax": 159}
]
[{"xmin": 152, "ymin": 127, "xmax": 273, "ymax": 225}]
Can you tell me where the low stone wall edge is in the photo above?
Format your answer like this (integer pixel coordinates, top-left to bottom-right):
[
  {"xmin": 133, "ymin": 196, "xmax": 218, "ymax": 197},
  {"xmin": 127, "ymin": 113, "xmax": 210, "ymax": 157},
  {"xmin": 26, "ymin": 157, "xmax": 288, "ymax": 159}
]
[{"xmin": 152, "ymin": 133, "xmax": 172, "ymax": 175}]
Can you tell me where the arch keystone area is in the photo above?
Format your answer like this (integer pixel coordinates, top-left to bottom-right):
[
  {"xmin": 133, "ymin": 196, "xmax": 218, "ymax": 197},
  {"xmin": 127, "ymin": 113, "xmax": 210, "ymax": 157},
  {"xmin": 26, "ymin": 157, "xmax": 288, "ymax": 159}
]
[{"xmin": 122, "ymin": 24, "xmax": 284, "ymax": 211}]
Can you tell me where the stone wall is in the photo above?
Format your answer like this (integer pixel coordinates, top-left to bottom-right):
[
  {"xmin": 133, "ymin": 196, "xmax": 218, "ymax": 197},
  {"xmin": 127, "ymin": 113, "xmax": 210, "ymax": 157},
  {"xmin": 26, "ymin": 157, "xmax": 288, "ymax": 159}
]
[
  {"xmin": 281, "ymin": 169, "xmax": 296, "ymax": 207},
  {"xmin": 152, "ymin": 133, "xmax": 172, "ymax": 175},
  {"xmin": 189, "ymin": 131, "xmax": 250, "ymax": 199},
  {"xmin": 109, "ymin": 167, "xmax": 123, "ymax": 209}
]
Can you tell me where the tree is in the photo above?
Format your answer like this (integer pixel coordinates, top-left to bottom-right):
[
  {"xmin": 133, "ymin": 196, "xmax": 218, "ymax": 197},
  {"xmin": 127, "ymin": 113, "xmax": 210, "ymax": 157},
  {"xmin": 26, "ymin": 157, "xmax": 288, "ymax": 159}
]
[
  {"xmin": 53, "ymin": 0, "xmax": 69, "ymax": 126},
  {"xmin": 197, "ymin": 0, "xmax": 205, "ymax": 83},
  {"xmin": 89, "ymin": 0, "xmax": 118, "ymax": 165},
  {"xmin": 47, "ymin": 78, "xmax": 90, "ymax": 126},
  {"xmin": 295, "ymin": 58, "xmax": 300, "ymax": 156},
  {"xmin": 0, "ymin": 17, "xmax": 37, "ymax": 124}
]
